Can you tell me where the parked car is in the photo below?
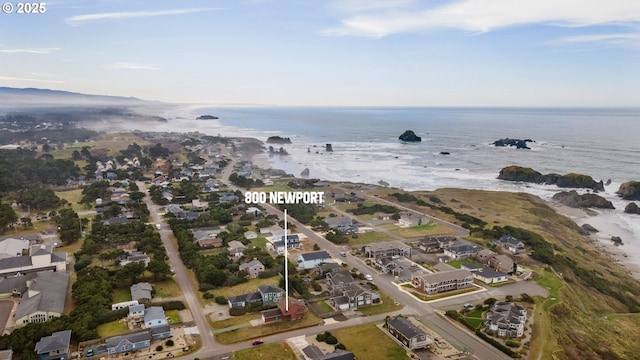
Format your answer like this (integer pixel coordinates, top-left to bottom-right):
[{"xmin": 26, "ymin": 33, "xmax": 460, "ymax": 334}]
[
  {"xmin": 86, "ymin": 348, "xmax": 94, "ymax": 357},
  {"xmin": 364, "ymin": 274, "xmax": 373, "ymax": 281},
  {"xmin": 252, "ymin": 339, "xmax": 264, "ymax": 346},
  {"xmin": 464, "ymin": 303, "xmax": 473, "ymax": 308}
]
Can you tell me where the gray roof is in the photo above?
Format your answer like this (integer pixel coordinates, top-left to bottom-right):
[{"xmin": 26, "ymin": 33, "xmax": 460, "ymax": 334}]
[
  {"xmin": 228, "ymin": 291, "xmax": 262, "ymax": 304},
  {"xmin": 415, "ymin": 269, "xmax": 473, "ymax": 284},
  {"xmin": 324, "ymin": 216, "xmax": 353, "ymax": 228},
  {"xmin": 477, "ymin": 268, "xmax": 508, "ymax": 279},
  {"xmin": 0, "ymin": 256, "xmax": 32, "ymax": 270},
  {"xmin": 299, "ymin": 251, "xmax": 330, "ymax": 262},
  {"xmin": 150, "ymin": 324, "xmax": 171, "ymax": 336},
  {"xmin": 106, "ymin": 331, "xmax": 151, "ymax": 348},
  {"xmin": 0, "ymin": 238, "xmax": 29, "ymax": 257},
  {"xmin": 227, "ymin": 240, "xmax": 246, "ymax": 251},
  {"xmin": 131, "ymin": 282, "xmax": 153, "ymax": 301},
  {"xmin": 0, "ymin": 276, "xmax": 27, "ymax": 294},
  {"xmin": 388, "ymin": 317, "xmax": 425, "ymax": 340},
  {"xmin": 448, "ymin": 244, "xmax": 480, "ymax": 254},
  {"xmin": 258, "ymin": 285, "xmax": 284, "ymax": 295},
  {"xmin": 129, "ymin": 304, "xmax": 145, "ymax": 314},
  {"xmin": 144, "ymin": 306, "xmax": 165, "ymax": 323},
  {"xmin": 35, "ymin": 329, "xmax": 71, "ymax": 354},
  {"xmin": 15, "ymin": 272, "xmax": 69, "ymax": 320},
  {"xmin": 279, "ymin": 234, "xmax": 300, "ymax": 243},
  {"xmin": 239, "ymin": 259, "xmax": 264, "ymax": 271}
]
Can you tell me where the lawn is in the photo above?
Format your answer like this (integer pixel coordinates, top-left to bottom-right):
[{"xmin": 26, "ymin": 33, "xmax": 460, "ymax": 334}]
[
  {"xmin": 166, "ymin": 309, "xmax": 181, "ymax": 324},
  {"xmin": 55, "ymin": 189, "xmax": 86, "ymax": 212},
  {"xmin": 112, "ymin": 288, "xmax": 131, "ymax": 303},
  {"xmin": 358, "ymin": 290, "xmax": 403, "ymax": 316},
  {"xmin": 390, "ymin": 223, "xmax": 457, "ymax": 238},
  {"xmin": 215, "ymin": 312, "xmax": 322, "ymax": 344},
  {"xmin": 153, "ymin": 280, "xmax": 182, "ymax": 298},
  {"xmin": 317, "ymin": 301, "xmax": 333, "ymax": 313},
  {"xmin": 464, "ymin": 309, "xmax": 484, "ymax": 329},
  {"xmin": 97, "ymin": 320, "xmax": 129, "ymax": 338},
  {"xmin": 209, "ymin": 277, "xmax": 281, "ymax": 302},
  {"xmin": 210, "ymin": 313, "xmax": 262, "ymax": 330},
  {"xmin": 230, "ymin": 342, "xmax": 297, "ymax": 360},
  {"xmin": 348, "ymin": 231, "xmax": 388, "ymax": 245},
  {"xmin": 333, "ymin": 324, "xmax": 409, "ymax": 360},
  {"xmin": 249, "ymin": 237, "xmax": 268, "ymax": 248}
]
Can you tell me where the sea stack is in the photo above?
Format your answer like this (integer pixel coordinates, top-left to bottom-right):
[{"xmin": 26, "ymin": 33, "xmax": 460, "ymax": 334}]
[
  {"xmin": 399, "ymin": 130, "xmax": 421, "ymax": 142},
  {"xmin": 326, "ymin": 144, "xmax": 333, "ymax": 152}
]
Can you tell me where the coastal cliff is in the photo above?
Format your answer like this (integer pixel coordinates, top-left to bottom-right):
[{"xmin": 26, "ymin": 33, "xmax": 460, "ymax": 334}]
[{"xmin": 498, "ymin": 166, "xmax": 605, "ymax": 191}]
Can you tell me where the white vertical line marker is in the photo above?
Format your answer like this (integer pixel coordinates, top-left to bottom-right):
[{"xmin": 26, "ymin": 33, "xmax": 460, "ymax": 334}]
[{"xmin": 284, "ymin": 208, "xmax": 289, "ymax": 312}]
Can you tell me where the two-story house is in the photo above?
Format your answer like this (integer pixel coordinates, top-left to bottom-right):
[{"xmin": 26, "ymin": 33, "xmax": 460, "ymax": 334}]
[
  {"xmin": 34, "ymin": 330, "xmax": 71, "ymax": 360},
  {"xmin": 106, "ymin": 331, "xmax": 151, "ymax": 355},
  {"xmin": 484, "ymin": 302, "xmax": 528, "ymax": 338},
  {"xmin": 239, "ymin": 259, "xmax": 265, "ymax": 279},
  {"xmin": 387, "ymin": 317, "xmax": 433, "ymax": 350},
  {"xmin": 297, "ymin": 251, "xmax": 331, "ymax": 269},
  {"xmin": 411, "ymin": 269, "xmax": 474, "ymax": 295}
]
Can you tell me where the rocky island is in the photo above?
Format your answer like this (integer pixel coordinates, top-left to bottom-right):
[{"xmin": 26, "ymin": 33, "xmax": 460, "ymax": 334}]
[
  {"xmin": 616, "ymin": 181, "xmax": 640, "ymax": 200},
  {"xmin": 498, "ymin": 165, "xmax": 605, "ymax": 191},
  {"xmin": 492, "ymin": 138, "xmax": 534, "ymax": 149},
  {"xmin": 552, "ymin": 190, "xmax": 614, "ymax": 209},
  {"xmin": 398, "ymin": 130, "xmax": 421, "ymax": 142},
  {"xmin": 196, "ymin": 115, "xmax": 219, "ymax": 120},
  {"xmin": 266, "ymin": 136, "xmax": 292, "ymax": 144}
]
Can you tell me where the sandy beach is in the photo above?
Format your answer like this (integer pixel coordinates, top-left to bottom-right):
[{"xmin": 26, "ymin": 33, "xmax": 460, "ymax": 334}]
[{"xmin": 550, "ymin": 203, "xmax": 640, "ymax": 280}]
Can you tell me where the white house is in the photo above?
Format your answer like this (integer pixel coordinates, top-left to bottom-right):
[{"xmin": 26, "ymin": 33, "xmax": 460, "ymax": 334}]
[
  {"xmin": 144, "ymin": 306, "xmax": 168, "ymax": 328},
  {"xmin": 297, "ymin": 251, "xmax": 331, "ymax": 269}
]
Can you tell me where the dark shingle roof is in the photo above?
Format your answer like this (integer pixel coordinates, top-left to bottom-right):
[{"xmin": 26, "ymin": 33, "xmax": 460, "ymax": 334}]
[
  {"xmin": 388, "ymin": 317, "xmax": 425, "ymax": 339},
  {"xmin": 300, "ymin": 251, "xmax": 330, "ymax": 261},
  {"xmin": 35, "ymin": 329, "xmax": 71, "ymax": 354}
]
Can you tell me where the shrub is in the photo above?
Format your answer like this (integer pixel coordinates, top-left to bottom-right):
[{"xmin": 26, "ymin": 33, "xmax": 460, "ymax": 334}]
[
  {"xmin": 165, "ymin": 339, "xmax": 174, "ymax": 347},
  {"xmin": 159, "ymin": 301, "xmax": 186, "ymax": 311},
  {"xmin": 202, "ymin": 292, "xmax": 214, "ymax": 299},
  {"xmin": 335, "ymin": 343, "xmax": 346, "ymax": 350},
  {"xmin": 229, "ymin": 307, "xmax": 246, "ymax": 316},
  {"xmin": 506, "ymin": 340, "xmax": 521, "ymax": 348},
  {"xmin": 325, "ymin": 335, "xmax": 338, "ymax": 345},
  {"xmin": 156, "ymin": 345, "xmax": 163, "ymax": 352},
  {"xmin": 215, "ymin": 296, "xmax": 227, "ymax": 305},
  {"xmin": 198, "ymin": 283, "xmax": 215, "ymax": 292}
]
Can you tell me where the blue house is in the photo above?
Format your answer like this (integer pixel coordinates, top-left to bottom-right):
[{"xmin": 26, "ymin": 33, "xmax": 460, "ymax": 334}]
[{"xmin": 106, "ymin": 331, "xmax": 151, "ymax": 355}]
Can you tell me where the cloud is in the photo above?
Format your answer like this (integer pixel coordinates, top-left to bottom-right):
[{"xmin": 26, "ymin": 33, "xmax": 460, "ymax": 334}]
[
  {"xmin": 65, "ymin": 8, "xmax": 216, "ymax": 26},
  {"xmin": 321, "ymin": 0, "xmax": 640, "ymax": 38},
  {"xmin": 0, "ymin": 48, "xmax": 61, "ymax": 54},
  {"xmin": 553, "ymin": 33, "xmax": 640, "ymax": 47},
  {"xmin": 329, "ymin": 0, "xmax": 415, "ymax": 13},
  {"xmin": 110, "ymin": 62, "xmax": 160, "ymax": 70},
  {"xmin": 0, "ymin": 75, "xmax": 64, "ymax": 84}
]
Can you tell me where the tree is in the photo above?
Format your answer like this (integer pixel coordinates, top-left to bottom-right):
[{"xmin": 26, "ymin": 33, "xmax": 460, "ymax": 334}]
[
  {"xmin": 0, "ymin": 203, "xmax": 18, "ymax": 233},
  {"xmin": 147, "ymin": 259, "xmax": 171, "ymax": 281},
  {"xmin": 20, "ymin": 216, "xmax": 33, "ymax": 229}
]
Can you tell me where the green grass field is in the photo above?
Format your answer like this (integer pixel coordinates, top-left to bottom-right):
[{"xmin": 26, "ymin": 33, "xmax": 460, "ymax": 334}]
[
  {"xmin": 230, "ymin": 342, "xmax": 297, "ymax": 360},
  {"xmin": 464, "ymin": 309, "xmax": 484, "ymax": 329},
  {"xmin": 317, "ymin": 301, "xmax": 333, "ymax": 313},
  {"xmin": 210, "ymin": 313, "xmax": 262, "ymax": 330},
  {"xmin": 333, "ymin": 324, "xmax": 409, "ymax": 360},
  {"xmin": 249, "ymin": 237, "xmax": 268, "ymax": 248},
  {"xmin": 358, "ymin": 290, "xmax": 403, "ymax": 316},
  {"xmin": 207, "ymin": 277, "xmax": 281, "ymax": 302},
  {"xmin": 348, "ymin": 231, "xmax": 389, "ymax": 245},
  {"xmin": 153, "ymin": 280, "xmax": 182, "ymax": 298},
  {"xmin": 97, "ymin": 320, "xmax": 129, "ymax": 338},
  {"xmin": 215, "ymin": 312, "xmax": 322, "ymax": 344}
]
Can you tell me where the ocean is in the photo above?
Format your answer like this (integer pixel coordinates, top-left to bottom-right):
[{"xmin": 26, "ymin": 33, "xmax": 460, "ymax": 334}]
[{"xmin": 150, "ymin": 106, "xmax": 640, "ymax": 272}]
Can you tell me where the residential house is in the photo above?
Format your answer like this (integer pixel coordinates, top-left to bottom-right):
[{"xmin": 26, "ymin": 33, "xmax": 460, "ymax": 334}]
[
  {"xmin": 271, "ymin": 234, "xmax": 301, "ymax": 254},
  {"xmin": 410, "ymin": 269, "xmax": 474, "ymax": 295},
  {"xmin": 374, "ymin": 257, "xmax": 400, "ymax": 274},
  {"xmin": 131, "ymin": 282, "xmax": 153, "ymax": 304},
  {"xmin": 261, "ymin": 297, "xmax": 307, "ymax": 323},
  {"xmin": 227, "ymin": 291, "xmax": 263, "ymax": 308},
  {"xmin": 297, "ymin": 251, "xmax": 331, "ymax": 269},
  {"xmin": 106, "ymin": 331, "xmax": 151, "ymax": 355},
  {"xmin": 473, "ymin": 268, "xmax": 509, "ymax": 284},
  {"xmin": 219, "ymin": 193, "xmax": 239, "ymax": 203},
  {"xmin": 387, "ymin": 317, "xmax": 433, "ymax": 350},
  {"xmin": 239, "ymin": 259, "xmax": 265, "ymax": 279},
  {"xmin": 332, "ymin": 283, "xmax": 379, "ymax": 310},
  {"xmin": 324, "ymin": 216, "xmax": 358, "ymax": 235},
  {"xmin": 245, "ymin": 207, "xmax": 262, "ymax": 216},
  {"xmin": 120, "ymin": 252, "xmax": 150, "ymax": 267},
  {"xmin": 397, "ymin": 212, "xmax": 429, "ymax": 228},
  {"xmin": 34, "ymin": 330, "xmax": 71, "ymax": 360},
  {"xmin": 192, "ymin": 227, "xmax": 224, "ymax": 248},
  {"xmin": 144, "ymin": 306, "xmax": 167, "ymax": 328},
  {"xmin": 15, "ymin": 272, "xmax": 69, "ymax": 326},
  {"xmin": 228, "ymin": 240, "xmax": 247, "ymax": 258},
  {"xmin": 488, "ymin": 254, "xmax": 515, "ymax": 274},
  {"xmin": 325, "ymin": 270, "xmax": 354, "ymax": 294},
  {"xmin": 476, "ymin": 249, "xmax": 497, "ymax": 263},
  {"xmin": 496, "ymin": 235, "xmax": 526, "ymax": 254},
  {"xmin": 128, "ymin": 304, "xmax": 145, "ymax": 323},
  {"xmin": 363, "ymin": 241, "xmax": 411, "ymax": 259},
  {"xmin": 313, "ymin": 262, "xmax": 340, "ymax": 279},
  {"xmin": 197, "ymin": 237, "xmax": 223, "ymax": 248},
  {"xmin": 432, "ymin": 262, "xmax": 456, "ymax": 272},
  {"xmin": 416, "ymin": 237, "xmax": 440, "ymax": 252},
  {"xmin": 258, "ymin": 285, "xmax": 284, "ymax": 305},
  {"xmin": 443, "ymin": 244, "xmax": 480, "ymax": 260},
  {"xmin": 191, "ymin": 199, "xmax": 208, "ymax": 210},
  {"xmin": 243, "ymin": 231, "xmax": 258, "ymax": 240},
  {"xmin": 150, "ymin": 324, "xmax": 171, "ymax": 340},
  {"xmin": 302, "ymin": 345, "xmax": 355, "ymax": 360},
  {"xmin": 484, "ymin": 302, "xmax": 528, "ymax": 338}
]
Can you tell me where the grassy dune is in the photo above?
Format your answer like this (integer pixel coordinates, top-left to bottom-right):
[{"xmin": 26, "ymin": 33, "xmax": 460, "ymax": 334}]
[{"xmin": 414, "ymin": 188, "xmax": 640, "ymax": 360}]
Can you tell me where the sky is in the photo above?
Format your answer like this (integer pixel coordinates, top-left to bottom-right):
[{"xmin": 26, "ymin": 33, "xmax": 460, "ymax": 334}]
[{"xmin": 1, "ymin": 0, "xmax": 640, "ymax": 107}]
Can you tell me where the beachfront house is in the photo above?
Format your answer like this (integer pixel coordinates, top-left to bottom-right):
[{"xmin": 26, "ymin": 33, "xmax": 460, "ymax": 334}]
[
  {"xmin": 484, "ymin": 302, "xmax": 528, "ymax": 338},
  {"xmin": 387, "ymin": 317, "xmax": 433, "ymax": 350}
]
